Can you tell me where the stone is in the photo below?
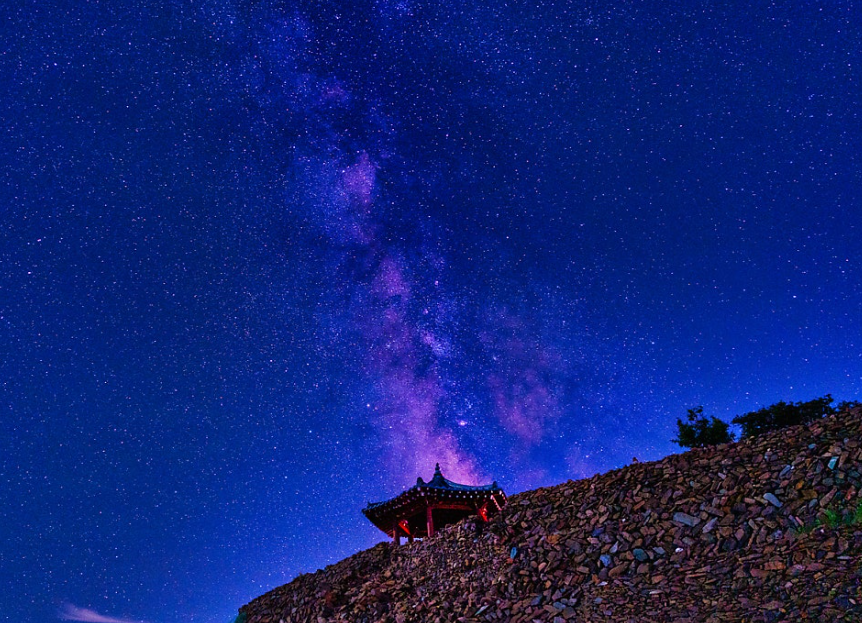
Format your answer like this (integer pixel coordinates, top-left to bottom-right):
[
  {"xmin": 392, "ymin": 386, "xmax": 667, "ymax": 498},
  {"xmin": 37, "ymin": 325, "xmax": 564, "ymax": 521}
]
[
  {"xmin": 763, "ymin": 493, "xmax": 783, "ymax": 508},
  {"xmin": 673, "ymin": 512, "xmax": 700, "ymax": 527}
]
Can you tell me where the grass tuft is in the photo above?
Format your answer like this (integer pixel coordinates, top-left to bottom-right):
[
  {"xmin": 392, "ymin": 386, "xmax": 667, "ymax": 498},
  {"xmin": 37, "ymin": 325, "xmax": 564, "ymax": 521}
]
[{"xmin": 793, "ymin": 499, "xmax": 862, "ymax": 535}]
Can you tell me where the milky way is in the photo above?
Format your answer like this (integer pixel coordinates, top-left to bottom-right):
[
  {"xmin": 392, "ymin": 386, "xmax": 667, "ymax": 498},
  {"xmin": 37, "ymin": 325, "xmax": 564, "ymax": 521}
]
[{"xmin": 228, "ymin": 7, "xmax": 596, "ymax": 488}]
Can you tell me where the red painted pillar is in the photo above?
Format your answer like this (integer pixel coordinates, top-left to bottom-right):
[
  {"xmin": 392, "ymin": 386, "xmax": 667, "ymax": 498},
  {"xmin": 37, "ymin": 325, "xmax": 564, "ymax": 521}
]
[
  {"xmin": 399, "ymin": 520, "xmax": 414, "ymax": 544},
  {"xmin": 426, "ymin": 505, "xmax": 435, "ymax": 538},
  {"xmin": 393, "ymin": 528, "xmax": 401, "ymax": 546}
]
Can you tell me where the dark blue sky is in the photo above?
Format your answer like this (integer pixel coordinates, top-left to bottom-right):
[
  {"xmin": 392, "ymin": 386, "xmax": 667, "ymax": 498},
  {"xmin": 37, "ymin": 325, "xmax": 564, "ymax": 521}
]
[{"xmin": 2, "ymin": 1, "xmax": 860, "ymax": 622}]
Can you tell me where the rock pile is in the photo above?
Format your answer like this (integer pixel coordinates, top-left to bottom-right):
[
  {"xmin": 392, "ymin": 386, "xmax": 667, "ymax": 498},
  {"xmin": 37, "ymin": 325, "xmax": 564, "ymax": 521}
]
[{"xmin": 240, "ymin": 408, "xmax": 862, "ymax": 622}]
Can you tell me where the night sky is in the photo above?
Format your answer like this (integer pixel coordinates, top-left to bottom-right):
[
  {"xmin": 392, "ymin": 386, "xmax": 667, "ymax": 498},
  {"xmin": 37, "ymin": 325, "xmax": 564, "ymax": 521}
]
[{"xmin": 2, "ymin": 1, "xmax": 861, "ymax": 621}]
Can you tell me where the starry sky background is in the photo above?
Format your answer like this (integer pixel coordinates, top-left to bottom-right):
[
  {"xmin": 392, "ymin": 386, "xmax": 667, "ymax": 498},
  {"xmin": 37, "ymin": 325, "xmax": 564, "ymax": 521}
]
[{"xmin": 2, "ymin": 1, "xmax": 861, "ymax": 622}]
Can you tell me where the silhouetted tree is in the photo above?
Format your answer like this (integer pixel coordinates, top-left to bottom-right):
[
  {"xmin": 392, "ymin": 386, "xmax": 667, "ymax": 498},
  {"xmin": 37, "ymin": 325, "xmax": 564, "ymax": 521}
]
[
  {"xmin": 731, "ymin": 394, "xmax": 836, "ymax": 439},
  {"xmin": 673, "ymin": 406, "xmax": 734, "ymax": 448}
]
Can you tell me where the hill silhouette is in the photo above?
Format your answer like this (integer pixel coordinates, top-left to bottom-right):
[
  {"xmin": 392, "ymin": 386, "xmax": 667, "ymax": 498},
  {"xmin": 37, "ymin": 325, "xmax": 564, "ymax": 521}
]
[{"xmin": 239, "ymin": 408, "xmax": 862, "ymax": 622}]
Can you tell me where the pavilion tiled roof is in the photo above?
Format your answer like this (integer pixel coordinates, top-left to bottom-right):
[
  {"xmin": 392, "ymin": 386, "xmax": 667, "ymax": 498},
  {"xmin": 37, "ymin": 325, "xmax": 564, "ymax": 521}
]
[
  {"xmin": 365, "ymin": 464, "xmax": 502, "ymax": 512},
  {"xmin": 362, "ymin": 464, "xmax": 506, "ymax": 540}
]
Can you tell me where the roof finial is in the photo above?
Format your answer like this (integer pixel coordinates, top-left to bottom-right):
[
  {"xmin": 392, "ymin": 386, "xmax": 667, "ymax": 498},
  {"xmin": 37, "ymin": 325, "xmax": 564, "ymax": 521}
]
[{"xmin": 434, "ymin": 462, "xmax": 442, "ymax": 476}]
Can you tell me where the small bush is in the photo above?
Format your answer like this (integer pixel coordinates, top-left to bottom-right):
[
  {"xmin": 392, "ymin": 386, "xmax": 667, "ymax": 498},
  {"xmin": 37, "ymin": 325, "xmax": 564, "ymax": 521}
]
[
  {"xmin": 731, "ymin": 395, "xmax": 837, "ymax": 439},
  {"xmin": 673, "ymin": 407, "xmax": 734, "ymax": 448}
]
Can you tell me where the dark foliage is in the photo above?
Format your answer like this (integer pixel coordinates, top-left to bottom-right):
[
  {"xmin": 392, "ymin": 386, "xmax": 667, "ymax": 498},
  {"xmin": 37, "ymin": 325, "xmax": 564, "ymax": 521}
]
[
  {"xmin": 731, "ymin": 394, "xmax": 837, "ymax": 439},
  {"xmin": 673, "ymin": 406, "xmax": 734, "ymax": 448}
]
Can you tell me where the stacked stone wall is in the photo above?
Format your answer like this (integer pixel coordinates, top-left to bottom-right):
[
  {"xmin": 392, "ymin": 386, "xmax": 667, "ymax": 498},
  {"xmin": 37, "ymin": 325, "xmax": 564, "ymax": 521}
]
[{"xmin": 241, "ymin": 408, "xmax": 862, "ymax": 622}]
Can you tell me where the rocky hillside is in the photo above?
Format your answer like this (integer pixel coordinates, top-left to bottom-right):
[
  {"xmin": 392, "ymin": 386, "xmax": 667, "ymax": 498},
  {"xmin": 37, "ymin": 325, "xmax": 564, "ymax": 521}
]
[{"xmin": 239, "ymin": 408, "xmax": 862, "ymax": 622}]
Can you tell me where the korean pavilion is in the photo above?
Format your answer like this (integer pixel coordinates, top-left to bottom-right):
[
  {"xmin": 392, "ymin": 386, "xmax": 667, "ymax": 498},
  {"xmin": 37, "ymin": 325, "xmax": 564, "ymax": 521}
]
[{"xmin": 363, "ymin": 463, "xmax": 506, "ymax": 545}]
